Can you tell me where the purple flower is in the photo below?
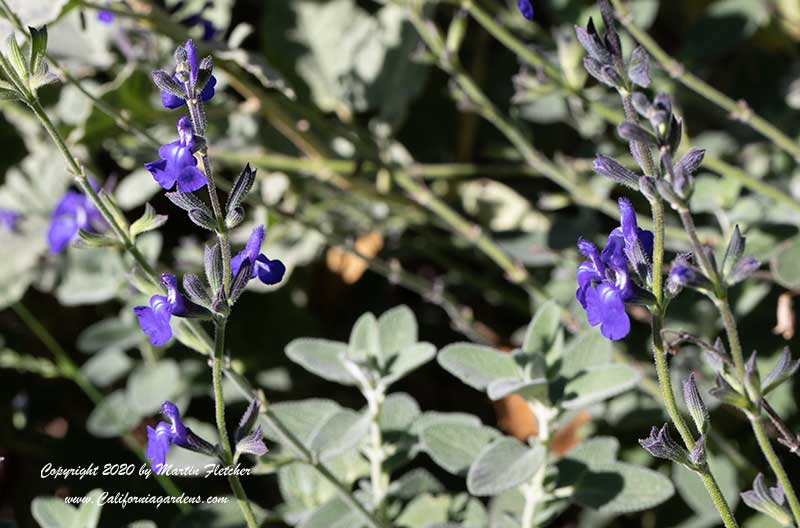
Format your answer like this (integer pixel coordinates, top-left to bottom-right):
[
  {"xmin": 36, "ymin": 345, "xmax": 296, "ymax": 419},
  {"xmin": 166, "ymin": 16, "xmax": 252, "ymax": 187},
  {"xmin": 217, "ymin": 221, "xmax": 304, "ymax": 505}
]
[
  {"xmin": 518, "ymin": 0, "xmax": 534, "ymax": 20},
  {"xmin": 47, "ymin": 191, "xmax": 104, "ymax": 253},
  {"xmin": 134, "ymin": 273, "xmax": 205, "ymax": 346},
  {"xmin": 97, "ymin": 2, "xmax": 114, "ymax": 24},
  {"xmin": 144, "ymin": 117, "xmax": 207, "ymax": 192},
  {"xmin": 231, "ymin": 225, "xmax": 286, "ymax": 286},
  {"xmin": 0, "ymin": 209, "xmax": 19, "ymax": 231},
  {"xmin": 146, "ymin": 401, "xmax": 189, "ymax": 474},
  {"xmin": 575, "ymin": 198, "xmax": 653, "ymax": 340},
  {"xmin": 181, "ymin": 14, "xmax": 217, "ymax": 41},
  {"xmin": 161, "ymin": 39, "xmax": 216, "ymax": 109}
]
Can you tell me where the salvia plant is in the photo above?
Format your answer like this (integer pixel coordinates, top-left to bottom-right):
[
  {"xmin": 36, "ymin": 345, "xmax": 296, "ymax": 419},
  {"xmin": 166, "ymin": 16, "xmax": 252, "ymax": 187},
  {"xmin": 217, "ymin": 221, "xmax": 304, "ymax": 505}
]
[{"xmin": 0, "ymin": 0, "xmax": 798, "ymax": 527}]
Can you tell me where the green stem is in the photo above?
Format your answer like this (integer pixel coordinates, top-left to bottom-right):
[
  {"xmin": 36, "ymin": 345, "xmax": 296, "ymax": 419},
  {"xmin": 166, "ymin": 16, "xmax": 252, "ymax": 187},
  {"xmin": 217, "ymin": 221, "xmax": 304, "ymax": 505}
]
[
  {"xmin": 649, "ymin": 203, "xmax": 739, "ymax": 528},
  {"xmin": 212, "ymin": 318, "xmax": 259, "ymax": 528},
  {"xmin": 609, "ymin": 0, "xmax": 800, "ymax": 163},
  {"xmin": 714, "ymin": 294, "xmax": 746, "ymax": 381},
  {"xmin": 10, "ymin": 302, "xmax": 189, "ymax": 511},
  {"xmin": 652, "ymin": 315, "xmax": 739, "ymax": 528},
  {"xmin": 749, "ymin": 413, "xmax": 800, "ymax": 525}
]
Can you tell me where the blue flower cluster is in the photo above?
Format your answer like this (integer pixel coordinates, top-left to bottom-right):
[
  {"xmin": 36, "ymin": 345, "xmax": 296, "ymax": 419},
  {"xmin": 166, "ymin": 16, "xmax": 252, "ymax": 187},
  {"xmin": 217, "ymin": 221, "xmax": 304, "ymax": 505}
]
[{"xmin": 576, "ymin": 197, "xmax": 652, "ymax": 340}]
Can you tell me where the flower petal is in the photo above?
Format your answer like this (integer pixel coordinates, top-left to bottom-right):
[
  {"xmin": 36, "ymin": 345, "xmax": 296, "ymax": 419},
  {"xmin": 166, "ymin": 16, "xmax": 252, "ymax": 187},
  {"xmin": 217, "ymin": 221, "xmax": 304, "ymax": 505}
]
[
  {"xmin": 144, "ymin": 159, "xmax": 177, "ymax": 190},
  {"xmin": 176, "ymin": 166, "xmax": 207, "ymax": 193},
  {"xmin": 146, "ymin": 422, "xmax": 174, "ymax": 474},
  {"xmin": 255, "ymin": 254, "xmax": 286, "ymax": 285},
  {"xmin": 134, "ymin": 295, "xmax": 173, "ymax": 346},
  {"xmin": 47, "ymin": 215, "xmax": 78, "ymax": 253}
]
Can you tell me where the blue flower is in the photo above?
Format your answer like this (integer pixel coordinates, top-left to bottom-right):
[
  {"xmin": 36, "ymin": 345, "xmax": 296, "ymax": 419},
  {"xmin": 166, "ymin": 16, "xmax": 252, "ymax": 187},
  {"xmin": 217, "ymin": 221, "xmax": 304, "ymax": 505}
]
[
  {"xmin": 0, "ymin": 209, "xmax": 19, "ymax": 232},
  {"xmin": 181, "ymin": 13, "xmax": 217, "ymax": 41},
  {"xmin": 144, "ymin": 116, "xmax": 208, "ymax": 192},
  {"xmin": 134, "ymin": 273, "xmax": 204, "ymax": 346},
  {"xmin": 47, "ymin": 190, "xmax": 104, "ymax": 253},
  {"xmin": 231, "ymin": 225, "xmax": 286, "ymax": 285},
  {"xmin": 161, "ymin": 39, "xmax": 217, "ymax": 109},
  {"xmin": 97, "ymin": 2, "xmax": 114, "ymax": 24},
  {"xmin": 576, "ymin": 197, "xmax": 652, "ymax": 340},
  {"xmin": 518, "ymin": 0, "xmax": 534, "ymax": 20},
  {"xmin": 146, "ymin": 401, "xmax": 189, "ymax": 474}
]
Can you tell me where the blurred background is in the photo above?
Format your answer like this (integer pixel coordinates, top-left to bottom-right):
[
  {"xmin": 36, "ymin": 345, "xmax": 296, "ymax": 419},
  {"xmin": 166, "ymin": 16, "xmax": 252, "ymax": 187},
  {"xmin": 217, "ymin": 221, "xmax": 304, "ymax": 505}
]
[{"xmin": 1, "ymin": 0, "xmax": 799, "ymax": 526}]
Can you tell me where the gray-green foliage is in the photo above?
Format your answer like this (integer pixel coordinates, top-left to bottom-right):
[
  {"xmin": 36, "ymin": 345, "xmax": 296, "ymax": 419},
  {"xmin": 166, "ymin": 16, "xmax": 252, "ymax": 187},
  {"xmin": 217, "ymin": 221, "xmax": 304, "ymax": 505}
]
[{"xmin": 275, "ymin": 304, "xmax": 671, "ymax": 527}]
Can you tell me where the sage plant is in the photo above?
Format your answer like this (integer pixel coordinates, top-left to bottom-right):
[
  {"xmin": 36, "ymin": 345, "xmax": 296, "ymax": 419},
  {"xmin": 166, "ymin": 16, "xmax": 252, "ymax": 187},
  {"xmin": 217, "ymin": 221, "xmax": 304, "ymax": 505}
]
[{"xmin": 575, "ymin": 1, "xmax": 800, "ymax": 526}]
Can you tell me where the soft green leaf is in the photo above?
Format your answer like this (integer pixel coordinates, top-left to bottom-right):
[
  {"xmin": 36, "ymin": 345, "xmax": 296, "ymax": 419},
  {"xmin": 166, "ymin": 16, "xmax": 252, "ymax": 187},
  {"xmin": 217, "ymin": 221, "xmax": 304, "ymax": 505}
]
[
  {"xmin": 74, "ymin": 489, "xmax": 104, "ymax": 528},
  {"xmin": 522, "ymin": 301, "xmax": 561, "ymax": 356},
  {"xmin": 382, "ymin": 342, "xmax": 436, "ymax": 385},
  {"xmin": 421, "ymin": 422, "xmax": 499, "ymax": 475},
  {"xmin": 467, "ymin": 438, "xmax": 546, "ymax": 496},
  {"xmin": 174, "ymin": 498, "xmax": 269, "ymax": 528},
  {"xmin": 130, "ymin": 203, "xmax": 168, "ymax": 238},
  {"xmin": 300, "ymin": 497, "xmax": 362, "ymax": 528},
  {"xmin": 560, "ymin": 330, "xmax": 613, "ymax": 377},
  {"xmin": 31, "ymin": 497, "xmax": 77, "ymax": 528},
  {"xmin": 77, "ymin": 318, "xmax": 142, "ymax": 354},
  {"xmin": 115, "ymin": 169, "xmax": 163, "ymax": 210},
  {"xmin": 262, "ymin": 399, "xmax": 341, "ymax": 447},
  {"xmin": 309, "ymin": 409, "xmax": 371, "ymax": 461},
  {"xmin": 771, "ymin": 235, "xmax": 800, "ymax": 289},
  {"xmin": 81, "ymin": 348, "xmax": 132, "ymax": 387},
  {"xmin": 395, "ymin": 494, "xmax": 450, "ymax": 527},
  {"xmin": 285, "ymin": 338, "xmax": 355, "ymax": 385},
  {"xmin": 126, "ymin": 360, "xmax": 184, "ymax": 415},
  {"xmin": 379, "ymin": 392, "xmax": 421, "ymax": 432},
  {"xmin": 438, "ymin": 343, "xmax": 521, "ymax": 391},
  {"xmin": 486, "ymin": 377, "xmax": 548, "ymax": 402},
  {"xmin": 560, "ymin": 364, "xmax": 640, "ymax": 410},
  {"xmin": 573, "ymin": 462, "xmax": 675, "ymax": 514},
  {"xmin": 388, "ymin": 469, "xmax": 444, "ymax": 500},
  {"xmin": 348, "ymin": 312, "xmax": 380, "ymax": 362},
  {"xmin": 378, "ymin": 305, "xmax": 417, "ymax": 357},
  {"xmin": 86, "ymin": 390, "xmax": 142, "ymax": 437}
]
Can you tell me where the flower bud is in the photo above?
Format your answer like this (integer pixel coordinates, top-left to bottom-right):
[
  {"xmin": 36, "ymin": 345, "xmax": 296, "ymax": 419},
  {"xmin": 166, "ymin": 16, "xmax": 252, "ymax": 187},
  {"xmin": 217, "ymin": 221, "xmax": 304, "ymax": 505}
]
[
  {"xmin": 741, "ymin": 474, "xmax": 793, "ymax": 527},
  {"xmin": 593, "ymin": 154, "xmax": 639, "ymax": 188},
  {"xmin": 683, "ymin": 374, "xmax": 710, "ymax": 434},
  {"xmin": 639, "ymin": 175, "xmax": 657, "ymax": 202},
  {"xmin": 726, "ymin": 256, "xmax": 759, "ymax": 285},
  {"xmin": 639, "ymin": 424, "xmax": 690, "ymax": 466},
  {"xmin": 631, "ymin": 92, "xmax": 650, "ymax": 116},
  {"xmin": 689, "ymin": 434, "xmax": 706, "ymax": 466},
  {"xmin": 618, "ymin": 121, "xmax": 657, "ymax": 145},
  {"xmin": 761, "ymin": 347, "xmax": 799, "ymax": 395},
  {"xmin": 575, "ymin": 21, "xmax": 612, "ymax": 64},
  {"xmin": 655, "ymin": 178, "xmax": 685, "ymax": 208},
  {"xmin": 709, "ymin": 373, "xmax": 749, "ymax": 409},
  {"xmin": 676, "ymin": 148, "xmax": 706, "ymax": 176},
  {"xmin": 744, "ymin": 351, "xmax": 761, "ymax": 405}
]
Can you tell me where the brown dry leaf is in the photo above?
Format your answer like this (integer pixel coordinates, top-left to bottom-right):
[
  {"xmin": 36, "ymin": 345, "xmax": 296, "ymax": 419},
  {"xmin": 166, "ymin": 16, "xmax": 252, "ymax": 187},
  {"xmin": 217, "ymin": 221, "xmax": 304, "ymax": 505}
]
[
  {"xmin": 326, "ymin": 231, "xmax": 384, "ymax": 284},
  {"xmin": 773, "ymin": 291, "xmax": 796, "ymax": 340}
]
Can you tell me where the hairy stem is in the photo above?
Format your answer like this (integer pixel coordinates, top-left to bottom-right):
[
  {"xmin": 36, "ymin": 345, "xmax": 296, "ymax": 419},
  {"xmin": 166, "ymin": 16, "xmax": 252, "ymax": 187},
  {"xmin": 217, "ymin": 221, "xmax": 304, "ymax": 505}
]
[
  {"xmin": 520, "ymin": 402, "xmax": 553, "ymax": 528},
  {"xmin": 650, "ymin": 203, "xmax": 739, "ymax": 528},
  {"xmin": 212, "ymin": 318, "xmax": 259, "ymax": 528},
  {"xmin": 749, "ymin": 413, "xmax": 800, "ymax": 525},
  {"xmin": 366, "ymin": 391, "xmax": 388, "ymax": 515}
]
